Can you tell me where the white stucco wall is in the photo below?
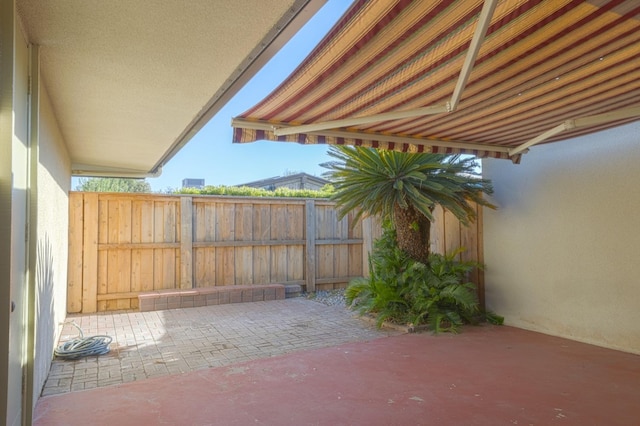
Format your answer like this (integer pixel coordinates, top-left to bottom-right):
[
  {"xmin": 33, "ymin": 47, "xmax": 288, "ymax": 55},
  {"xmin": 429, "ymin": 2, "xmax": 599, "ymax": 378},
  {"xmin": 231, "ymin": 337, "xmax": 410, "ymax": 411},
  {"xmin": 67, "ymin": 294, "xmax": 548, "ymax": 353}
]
[
  {"xmin": 33, "ymin": 83, "xmax": 71, "ymax": 401},
  {"xmin": 4, "ymin": 16, "xmax": 31, "ymax": 426},
  {"xmin": 483, "ymin": 122, "xmax": 640, "ymax": 354}
]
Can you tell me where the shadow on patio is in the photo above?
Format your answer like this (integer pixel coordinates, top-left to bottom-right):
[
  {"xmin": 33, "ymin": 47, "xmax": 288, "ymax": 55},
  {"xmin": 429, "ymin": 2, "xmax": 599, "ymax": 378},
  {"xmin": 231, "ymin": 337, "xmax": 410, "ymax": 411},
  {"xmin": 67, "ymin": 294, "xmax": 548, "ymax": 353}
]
[{"xmin": 34, "ymin": 299, "xmax": 640, "ymax": 425}]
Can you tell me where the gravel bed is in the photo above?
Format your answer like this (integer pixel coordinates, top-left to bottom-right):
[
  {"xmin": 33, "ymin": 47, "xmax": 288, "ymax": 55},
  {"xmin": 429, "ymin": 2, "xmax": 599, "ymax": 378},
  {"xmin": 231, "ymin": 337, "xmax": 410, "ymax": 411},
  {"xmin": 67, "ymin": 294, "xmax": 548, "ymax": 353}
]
[
  {"xmin": 302, "ymin": 289, "xmax": 415, "ymax": 332},
  {"xmin": 303, "ymin": 288, "xmax": 347, "ymax": 307}
]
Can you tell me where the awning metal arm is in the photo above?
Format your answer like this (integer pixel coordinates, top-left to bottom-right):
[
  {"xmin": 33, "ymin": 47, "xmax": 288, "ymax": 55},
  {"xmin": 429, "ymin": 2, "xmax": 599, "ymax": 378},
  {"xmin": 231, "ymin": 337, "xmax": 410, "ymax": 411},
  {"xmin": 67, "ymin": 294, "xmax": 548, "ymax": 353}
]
[
  {"xmin": 273, "ymin": 0, "xmax": 498, "ymax": 138},
  {"xmin": 449, "ymin": 0, "xmax": 498, "ymax": 111},
  {"xmin": 508, "ymin": 106, "xmax": 640, "ymax": 157},
  {"xmin": 508, "ymin": 123, "xmax": 569, "ymax": 157},
  {"xmin": 272, "ymin": 104, "xmax": 449, "ymax": 137}
]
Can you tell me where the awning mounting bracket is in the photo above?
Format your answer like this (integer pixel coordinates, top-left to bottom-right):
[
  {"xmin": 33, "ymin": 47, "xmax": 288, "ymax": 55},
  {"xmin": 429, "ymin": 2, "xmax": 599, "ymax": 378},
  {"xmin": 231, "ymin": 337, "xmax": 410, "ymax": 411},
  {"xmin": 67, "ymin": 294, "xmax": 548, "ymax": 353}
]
[{"xmin": 508, "ymin": 106, "xmax": 640, "ymax": 157}]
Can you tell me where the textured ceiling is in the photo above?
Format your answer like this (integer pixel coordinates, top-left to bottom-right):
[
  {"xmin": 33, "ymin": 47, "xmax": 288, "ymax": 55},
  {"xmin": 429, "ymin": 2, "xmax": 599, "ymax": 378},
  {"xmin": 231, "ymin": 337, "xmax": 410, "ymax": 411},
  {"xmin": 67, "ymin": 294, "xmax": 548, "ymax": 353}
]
[{"xmin": 16, "ymin": 0, "xmax": 325, "ymax": 176}]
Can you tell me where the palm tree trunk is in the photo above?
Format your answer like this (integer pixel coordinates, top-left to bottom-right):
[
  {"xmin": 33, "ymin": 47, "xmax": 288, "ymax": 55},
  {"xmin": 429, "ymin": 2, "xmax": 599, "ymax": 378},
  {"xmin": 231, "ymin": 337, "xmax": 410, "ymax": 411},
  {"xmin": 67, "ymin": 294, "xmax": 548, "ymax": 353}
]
[{"xmin": 394, "ymin": 204, "xmax": 431, "ymax": 264}]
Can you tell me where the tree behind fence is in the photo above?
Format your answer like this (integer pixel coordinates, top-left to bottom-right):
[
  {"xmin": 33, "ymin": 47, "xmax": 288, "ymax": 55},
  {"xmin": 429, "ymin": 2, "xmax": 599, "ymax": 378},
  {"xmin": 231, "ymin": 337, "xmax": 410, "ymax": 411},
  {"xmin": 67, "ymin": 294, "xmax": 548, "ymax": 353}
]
[{"xmin": 68, "ymin": 192, "xmax": 483, "ymax": 313}]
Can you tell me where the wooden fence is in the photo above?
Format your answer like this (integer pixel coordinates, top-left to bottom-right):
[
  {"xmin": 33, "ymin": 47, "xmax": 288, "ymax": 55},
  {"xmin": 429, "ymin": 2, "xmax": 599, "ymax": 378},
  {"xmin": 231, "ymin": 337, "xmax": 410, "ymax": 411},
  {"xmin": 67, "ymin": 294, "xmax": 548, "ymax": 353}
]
[{"xmin": 68, "ymin": 192, "xmax": 484, "ymax": 313}]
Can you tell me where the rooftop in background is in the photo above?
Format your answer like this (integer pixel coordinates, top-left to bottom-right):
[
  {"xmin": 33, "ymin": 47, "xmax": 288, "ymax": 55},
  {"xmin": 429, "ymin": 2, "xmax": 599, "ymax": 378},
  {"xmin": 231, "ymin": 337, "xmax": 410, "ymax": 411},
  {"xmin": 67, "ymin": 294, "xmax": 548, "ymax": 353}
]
[
  {"xmin": 237, "ymin": 172, "xmax": 330, "ymax": 191},
  {"xmin": 182, "ymin": 178, "xmax": 205, "ymax": 189}
]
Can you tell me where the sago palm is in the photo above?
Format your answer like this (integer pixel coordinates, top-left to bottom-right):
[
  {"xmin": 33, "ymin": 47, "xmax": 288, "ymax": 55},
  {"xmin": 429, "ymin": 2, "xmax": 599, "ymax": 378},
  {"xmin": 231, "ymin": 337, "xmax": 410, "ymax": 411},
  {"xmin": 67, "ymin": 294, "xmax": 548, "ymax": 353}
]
[{"xmin": 323, "ymin": 146, "xmax": 495, "ymax": 264}]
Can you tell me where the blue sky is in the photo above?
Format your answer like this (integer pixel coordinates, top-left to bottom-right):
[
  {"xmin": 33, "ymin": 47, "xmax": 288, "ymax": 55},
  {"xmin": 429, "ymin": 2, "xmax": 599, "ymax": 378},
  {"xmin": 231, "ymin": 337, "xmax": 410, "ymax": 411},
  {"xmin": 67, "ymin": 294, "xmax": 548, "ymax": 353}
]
[{"xmin": 147, "ymin": 0, "xmax": 351, "ymax": 192}]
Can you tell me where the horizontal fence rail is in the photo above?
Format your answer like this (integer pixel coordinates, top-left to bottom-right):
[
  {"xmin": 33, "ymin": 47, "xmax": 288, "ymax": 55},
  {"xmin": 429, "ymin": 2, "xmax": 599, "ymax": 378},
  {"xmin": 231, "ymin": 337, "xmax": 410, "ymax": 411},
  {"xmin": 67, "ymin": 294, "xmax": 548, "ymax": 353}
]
[{"xmin": 68, "ymin": 192, "xmax": 483, "ymax": 313}]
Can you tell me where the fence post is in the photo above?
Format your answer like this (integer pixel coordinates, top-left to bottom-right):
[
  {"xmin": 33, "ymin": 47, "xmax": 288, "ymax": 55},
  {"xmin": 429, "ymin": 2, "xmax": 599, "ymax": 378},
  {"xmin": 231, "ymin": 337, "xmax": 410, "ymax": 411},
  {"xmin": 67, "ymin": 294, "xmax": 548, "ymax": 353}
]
[
  {"xmin": 305, "ymin": 199, "xmax": 316, "ymax": 292},
  {"xmin": 180, "ymin": 196, "xmax": 193, "ymax": 289}
]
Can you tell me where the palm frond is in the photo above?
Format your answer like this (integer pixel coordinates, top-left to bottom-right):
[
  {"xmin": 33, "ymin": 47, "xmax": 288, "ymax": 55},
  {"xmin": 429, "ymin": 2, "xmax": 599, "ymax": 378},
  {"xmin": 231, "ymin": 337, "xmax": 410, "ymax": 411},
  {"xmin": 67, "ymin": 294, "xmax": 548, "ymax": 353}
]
[{"xmin": 324, "ymin": 146, "xmax": 495, "ymax": 228}]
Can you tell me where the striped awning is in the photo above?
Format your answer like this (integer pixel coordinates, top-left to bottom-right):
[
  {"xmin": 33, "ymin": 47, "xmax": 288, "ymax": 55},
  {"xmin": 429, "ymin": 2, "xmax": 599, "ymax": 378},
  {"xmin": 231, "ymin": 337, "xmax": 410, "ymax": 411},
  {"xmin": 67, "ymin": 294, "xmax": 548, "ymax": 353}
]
[{"xmin": 232, "ymin": 0, "xmax": 640, "ymax": 163}]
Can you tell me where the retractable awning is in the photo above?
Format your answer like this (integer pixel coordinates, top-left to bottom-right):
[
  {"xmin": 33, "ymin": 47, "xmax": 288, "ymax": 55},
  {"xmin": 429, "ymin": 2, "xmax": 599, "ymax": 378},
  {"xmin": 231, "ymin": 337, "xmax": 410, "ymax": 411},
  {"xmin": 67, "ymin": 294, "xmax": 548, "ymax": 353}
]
[{"xmin": 232, "ymin": 0, "xmax": 640, "ymax": 163}]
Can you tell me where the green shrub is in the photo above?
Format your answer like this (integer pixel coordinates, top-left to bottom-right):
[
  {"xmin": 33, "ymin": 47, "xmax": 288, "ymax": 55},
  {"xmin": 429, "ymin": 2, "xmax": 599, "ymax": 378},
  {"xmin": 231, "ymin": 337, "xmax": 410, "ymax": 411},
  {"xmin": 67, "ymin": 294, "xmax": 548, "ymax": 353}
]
[
  {"xmin": 173, "ymin": 184, "xmax": 335, "ymax": 199},
  {"xmin": 346, "ymin": 223, "xmax": 488, "ymax": 333},
  {"xmin": 484, "ymin": 310, "xmax": 505, "ymax": 325}
]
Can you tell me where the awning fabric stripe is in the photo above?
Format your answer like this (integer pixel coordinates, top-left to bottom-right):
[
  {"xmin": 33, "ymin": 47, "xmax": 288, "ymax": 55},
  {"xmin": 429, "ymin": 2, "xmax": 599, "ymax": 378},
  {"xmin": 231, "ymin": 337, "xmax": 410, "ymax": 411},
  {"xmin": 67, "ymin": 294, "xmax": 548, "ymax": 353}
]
[{"xmin": 232, "ymin": 0, "xmax": 640, "ymax": 161}]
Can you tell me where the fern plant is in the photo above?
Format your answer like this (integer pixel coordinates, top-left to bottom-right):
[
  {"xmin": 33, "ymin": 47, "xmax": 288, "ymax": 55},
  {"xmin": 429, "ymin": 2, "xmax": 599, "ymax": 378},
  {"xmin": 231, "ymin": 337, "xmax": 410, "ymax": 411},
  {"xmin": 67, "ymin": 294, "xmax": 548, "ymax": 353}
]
[
  {"xmin": 346, "ymin": 256, "xmax": 411, "ymax": 328},
  {"xmin": 403, "ymin": 250, "xmax": 480, "ymax": 333},
  {"xmin": 346, "ymin": 223, "xmax": 486, "ymax": 333}
]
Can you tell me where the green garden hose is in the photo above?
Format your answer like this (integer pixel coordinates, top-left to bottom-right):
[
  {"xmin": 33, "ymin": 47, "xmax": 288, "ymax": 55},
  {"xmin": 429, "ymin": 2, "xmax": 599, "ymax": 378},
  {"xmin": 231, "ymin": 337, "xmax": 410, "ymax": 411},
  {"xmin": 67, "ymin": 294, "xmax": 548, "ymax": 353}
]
[{"xmin": 54, "ymin": 321, "xmax": 112, "ymax": 360}]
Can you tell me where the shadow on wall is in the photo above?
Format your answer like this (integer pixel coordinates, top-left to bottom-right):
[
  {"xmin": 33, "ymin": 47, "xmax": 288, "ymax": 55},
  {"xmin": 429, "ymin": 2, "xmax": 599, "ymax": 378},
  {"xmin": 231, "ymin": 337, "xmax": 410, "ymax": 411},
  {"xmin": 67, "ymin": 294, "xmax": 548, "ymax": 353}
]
[{"xmin": 35, "ymin": 234, "xmax": 56, "ymax": 399}]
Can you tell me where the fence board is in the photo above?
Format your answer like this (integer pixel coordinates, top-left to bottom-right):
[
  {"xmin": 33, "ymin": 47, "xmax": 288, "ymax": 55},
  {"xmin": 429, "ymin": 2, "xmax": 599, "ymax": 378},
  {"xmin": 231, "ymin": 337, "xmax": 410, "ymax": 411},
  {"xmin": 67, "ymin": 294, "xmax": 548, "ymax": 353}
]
[
  {"xmin": 163, "ymin": 248, "xmax": 175, "ymax": 289},
  {"xmin": 97, "ymin": 250, "xmax": 107, "ymax": 312},
  {"xmin": 270, "ymin": 246, "xmax": 287, "ymax": 282},
  {"xmin": 235, "ymin": 246, "xmax": 253, "ymax": 285},
  {"xmin": 131, "ymin": 200, "xmax": 142, "ymax": 243},
  {"xmin": 348, "ymin": 211, "xmax": 362, "ymax": 239},
  {"xmin": 430, "ymin": 206, "xmax": 445, "ymax": 255},
  {"xmin": 317, "ymin": 245, "xmax": 334, "ymax": 279},
  {"xmin": 194, "ymin": 248, "xmax": 204, "ymax": 287},
  {"xmin": 67, "ymin": 193, "xmax": 84, "ymax": 313},
  {"xmin": 68, "ymin": 193, "xmax": 482, "ymax": 312},
  {"xmin": 218, "ymin": 247, "xmax": 235, "ymax": 285},
  {"xmin": 204, "ymin": 203, "xmax": 216, "ymax": 241},
  {"xmin": 335, "ymin": 244, "xmax": 349, "ymax": 281},
  {"xmin": 140, "ymin": 250, "xmax": 154, "ymax": 292},
  {"xmin": 287, "ymin": 205, "xmax": 304, "ymax": 239},
  {"xmin": 348, "ymin": 243, "xmax": 362, "ymax": 277},
  {"xmin": 82, "ymin": 193, "xmax": 99, "ymax": 313},
  {"xmin": 287, "ymin": 245, "xmax": 304, "ymax": 281},
  {"xmin": 253, "ymin": 246, "xmax": 270, "ymax": 284},
  {"xmin": 180, "ymin": 197, "xmax": 193, "ymax": 289},
  {"xmin": 194, "ymin": 247, "xmax": 215, "ymax": 287},
  {"xmin": 193, "ymin": 202, "xmax": 206, "ymax": 242},
  {"xmin": 118, "ymin": 199, "xmax": 132, "ymax": 309},
  {"xmin": 234, "ymin": 204, "xmax": 253, "ymax": 284},
  {"xmin": 270, "ymin": 204, "xmax": 287, "ymax": 240},
  {"xmin": 218, "ymin": 203, "xmax": 235, "ymax": 241},
  {"xmin": 253, "ymin": 204, "xmax": 271, "ymax": 240},
  {"xmin": 153, "ymin": 203, "xmax": 164, "ymax": 243},
  {"xmin": 98, "ymin": 198, "xmax": 108, "ymax": 244},
  {"xmin": 153, "ymin": 248, "xmax": 163, "ymax": 291},
  {"xmin": 444, "ymin": 210, "xmax": 461, "ymax": 259},
  {"xmin": 131, "ymin": 249, "xmax": 142, "ymax": 294},
  {"xmin": 116, "ymin": 249, "xmax": 131, "ymax": 310},
  {"xmin": 305, "ymin": 200, "xmax": 316, "ymax": 292},
  {"xmin": 166, "ymin": 202, "xmax": 177, "ymax": 242}
]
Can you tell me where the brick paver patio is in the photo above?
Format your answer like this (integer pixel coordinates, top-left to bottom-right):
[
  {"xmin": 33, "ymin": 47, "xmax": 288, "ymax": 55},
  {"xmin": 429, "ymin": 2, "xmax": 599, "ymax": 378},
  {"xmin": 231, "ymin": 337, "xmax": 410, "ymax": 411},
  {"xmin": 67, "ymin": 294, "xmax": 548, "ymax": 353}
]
[{"xmin": 42, "ymin": 298, "xmax": 399, "ymax": 396}]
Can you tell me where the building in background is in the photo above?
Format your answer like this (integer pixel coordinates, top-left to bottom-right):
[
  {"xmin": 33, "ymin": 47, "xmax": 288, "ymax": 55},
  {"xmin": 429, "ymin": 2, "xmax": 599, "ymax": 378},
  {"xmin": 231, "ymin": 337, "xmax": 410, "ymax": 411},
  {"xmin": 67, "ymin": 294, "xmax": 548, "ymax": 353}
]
[
  {"xmin": 182, "ymin": 178, "xmax": 205, "ymax": 189},
  {"xmin": 238, "ymin": 172, "xmax": 329, "ymax": 191}
]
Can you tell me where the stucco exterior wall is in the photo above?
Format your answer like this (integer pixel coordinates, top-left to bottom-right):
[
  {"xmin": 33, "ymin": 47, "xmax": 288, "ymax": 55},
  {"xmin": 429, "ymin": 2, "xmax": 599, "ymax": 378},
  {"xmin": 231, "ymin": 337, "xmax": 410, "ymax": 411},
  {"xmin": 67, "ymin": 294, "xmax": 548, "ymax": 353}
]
[
  {"xmin": 3, "ymin": 14, "xmax": 30, "ymax": 426},
  {"xmin": 33, "ymin": 83, "xmax": 71, "ymax": 401},
  {"xmin": 482, "ymin": 122, "xmax": 640, "ymax": 354}
]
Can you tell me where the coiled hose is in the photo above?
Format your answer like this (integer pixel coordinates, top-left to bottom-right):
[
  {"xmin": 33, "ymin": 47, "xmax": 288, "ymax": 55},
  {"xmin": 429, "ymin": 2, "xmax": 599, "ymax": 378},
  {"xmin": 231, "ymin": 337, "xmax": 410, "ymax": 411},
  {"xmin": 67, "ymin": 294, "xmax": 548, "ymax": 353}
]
[{"xmin": 54, "ymin": 321, "xmax": 113, "ymax": 360}]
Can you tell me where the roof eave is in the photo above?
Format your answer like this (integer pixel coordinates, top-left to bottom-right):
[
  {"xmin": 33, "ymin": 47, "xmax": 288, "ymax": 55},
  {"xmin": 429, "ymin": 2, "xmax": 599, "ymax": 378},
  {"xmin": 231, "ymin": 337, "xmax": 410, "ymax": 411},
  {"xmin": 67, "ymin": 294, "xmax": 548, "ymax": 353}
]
[{"xmin": 149, "ymin": 0, "xmax": 327, "ymax": 176}]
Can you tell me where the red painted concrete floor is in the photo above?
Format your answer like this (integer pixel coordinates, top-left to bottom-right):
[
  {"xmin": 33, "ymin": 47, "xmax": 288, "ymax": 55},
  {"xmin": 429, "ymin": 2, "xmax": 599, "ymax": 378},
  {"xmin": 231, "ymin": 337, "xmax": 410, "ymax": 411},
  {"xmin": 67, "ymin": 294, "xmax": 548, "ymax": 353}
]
[{"xmin": 34, "ymin": 325, "xmax": 640, "ymax": 426}]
